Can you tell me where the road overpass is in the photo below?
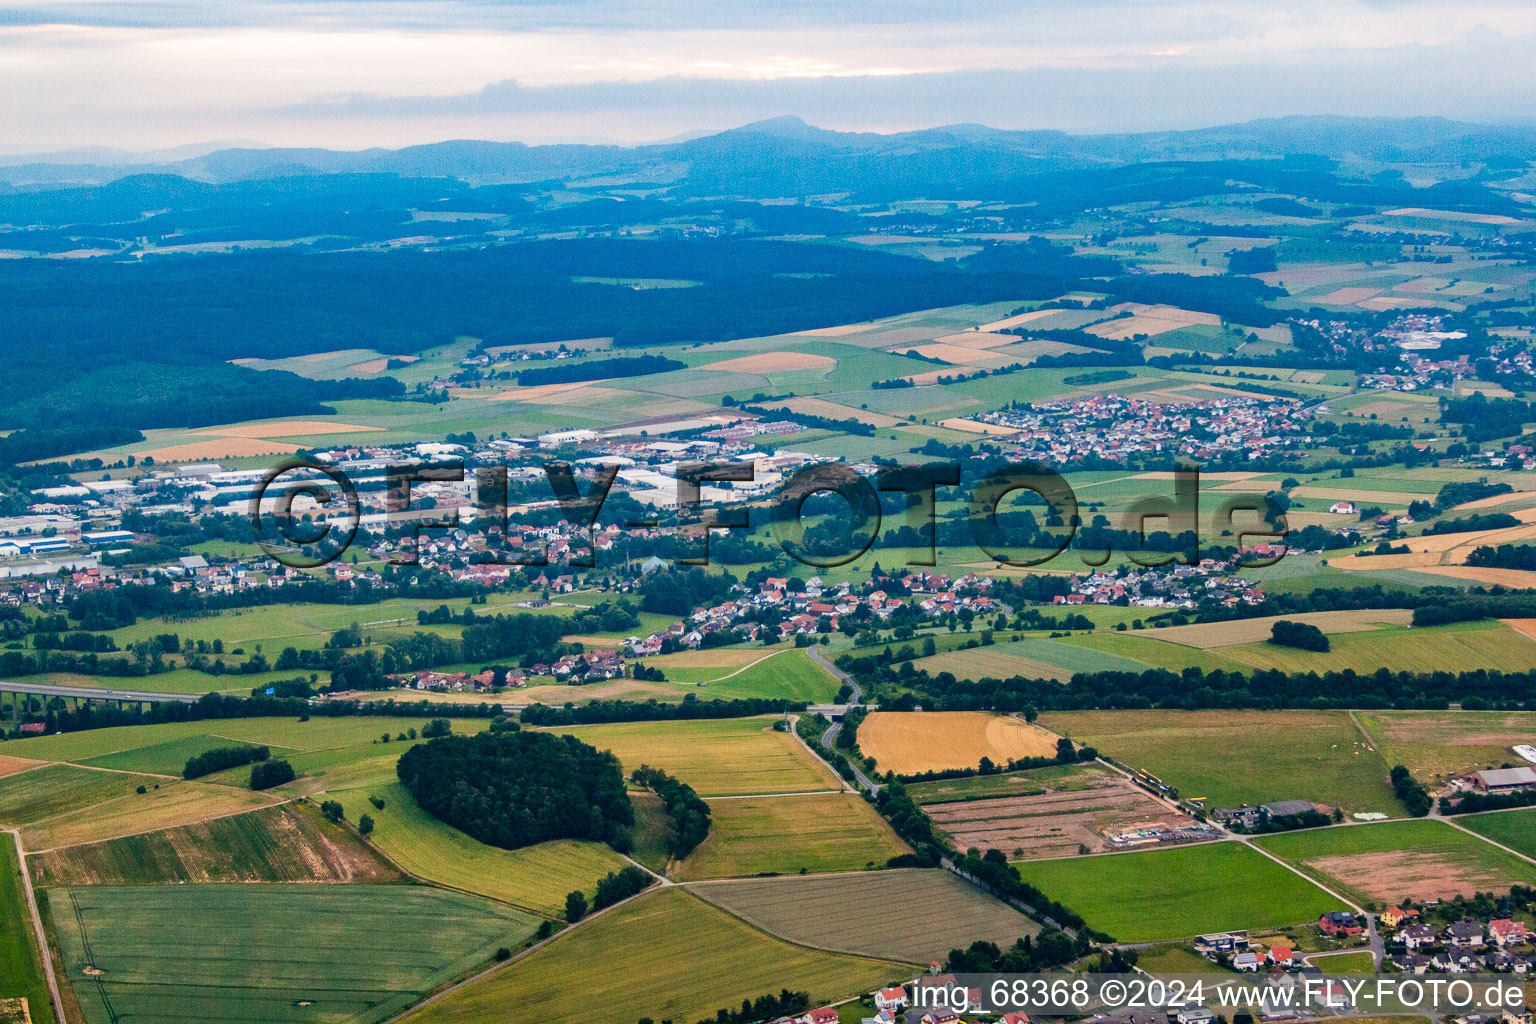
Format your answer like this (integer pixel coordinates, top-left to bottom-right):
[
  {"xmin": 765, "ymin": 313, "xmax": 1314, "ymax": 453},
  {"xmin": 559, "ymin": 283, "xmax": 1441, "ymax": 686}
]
[{"xmin": 0, "ymin": 680, "xmax": 204, "ymax": 704}]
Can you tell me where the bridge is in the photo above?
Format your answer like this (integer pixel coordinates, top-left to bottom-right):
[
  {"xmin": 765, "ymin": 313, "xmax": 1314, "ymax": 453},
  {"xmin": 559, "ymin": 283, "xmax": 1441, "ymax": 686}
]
[{"xmin": 0, "ymin": 680, "xmax": 205, "ymax": 705}]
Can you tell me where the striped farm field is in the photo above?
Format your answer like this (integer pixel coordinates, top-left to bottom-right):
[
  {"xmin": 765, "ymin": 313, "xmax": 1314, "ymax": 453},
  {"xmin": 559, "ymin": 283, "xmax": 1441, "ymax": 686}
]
[
  {"xmin": 29, "ymin": 803, "xmax": 401, "ymax": 886},
  {"xmin": 1216, "ymin": 620, "xmax": 1536, "ymax": 675},
  {"xmin": 547, "ymin": 716, "xmax": 841, "ymax": 796},
  {"xmin": 406, "ymin": 888, "xmax": 903, "ymax": 1024},
  {"xmin": 689, "ymin": 868, "xmax": 1038, "ymax": 964},
  {"xmin": 334, "ymin": 782, "xmax": 628, "ymax": 917},
  {"xmin": 674, "ymin": 793, "xmax": 909, "ymax": 880},
  {"xmin": 47, "ymin": 883, "xmax": 541, "ymax": 1024},
  {"xmin": 21, "ymin": 779, "xmax": 278, "ymax": 852},
  {"xmin": 0, "ymin": 764, "xmax": 155, "ymax": 826},
  {"xmin": 1014, "ymin": 842, "xmax": 1338, "ymax": 942},
  {"xmin": 857, "ymin": 712, "xmax": 1060, "ymax": 775},
  {"xmin": 1143, "ymin": 608, "xmax": 1413, "ymax": 648}
]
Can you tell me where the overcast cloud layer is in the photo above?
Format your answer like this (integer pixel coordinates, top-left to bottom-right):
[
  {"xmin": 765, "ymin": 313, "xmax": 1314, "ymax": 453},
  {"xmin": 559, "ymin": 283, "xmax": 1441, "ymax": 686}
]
[{"xmin": 5, "ymin": 0, "xmax": 1536, "ymax": 151}]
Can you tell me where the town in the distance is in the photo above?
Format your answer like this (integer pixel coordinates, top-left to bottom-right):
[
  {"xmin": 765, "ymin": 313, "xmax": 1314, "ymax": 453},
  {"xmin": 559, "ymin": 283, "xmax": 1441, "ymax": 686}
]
[{"xmin": 0, "ymin": 114, "xmax": 1535, "ymax": 1024}]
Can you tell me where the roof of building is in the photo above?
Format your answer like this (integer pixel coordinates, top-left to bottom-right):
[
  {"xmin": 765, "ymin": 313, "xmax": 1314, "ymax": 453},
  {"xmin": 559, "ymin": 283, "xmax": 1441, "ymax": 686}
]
[{"xmin": 1475, "ymin": 767, "xmax": 1536, "ymax": 788}]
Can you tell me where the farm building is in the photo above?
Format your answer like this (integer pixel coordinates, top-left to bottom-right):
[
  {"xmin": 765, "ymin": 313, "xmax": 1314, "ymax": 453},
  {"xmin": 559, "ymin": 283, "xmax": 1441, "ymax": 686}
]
[{"xmin": 1469, "ymin": 767, "xmax": 1536, "ymax": 792}]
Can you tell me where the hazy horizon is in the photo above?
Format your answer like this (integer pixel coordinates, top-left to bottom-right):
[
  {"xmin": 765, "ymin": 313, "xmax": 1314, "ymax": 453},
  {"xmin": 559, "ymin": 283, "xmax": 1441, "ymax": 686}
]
[{"xmin": 7, "ymin": 0, "xmax": 1536, "ymax": 151}]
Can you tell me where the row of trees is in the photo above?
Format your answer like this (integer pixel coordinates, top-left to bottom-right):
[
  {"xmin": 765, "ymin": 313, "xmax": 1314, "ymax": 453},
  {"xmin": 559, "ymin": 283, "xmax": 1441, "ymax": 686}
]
[{"xmin": 630, "ymin": 766, "xmax": 711, "ymax": 860}]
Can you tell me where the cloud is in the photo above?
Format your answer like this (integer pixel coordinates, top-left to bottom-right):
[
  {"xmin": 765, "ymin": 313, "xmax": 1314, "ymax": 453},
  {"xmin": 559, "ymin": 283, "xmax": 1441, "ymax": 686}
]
[{"xmin": 4, "ymin": 0, "xmax": 1536, "ymax": 149}]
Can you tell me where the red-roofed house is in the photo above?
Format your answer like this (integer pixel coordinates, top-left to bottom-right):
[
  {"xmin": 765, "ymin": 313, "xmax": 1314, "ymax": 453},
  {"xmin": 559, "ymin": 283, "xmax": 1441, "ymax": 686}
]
[
  {"xmin": 874, "ymin": 988, "xmax": 908, "ymax": 1011},
  {"xmin": 1490, "ymin": 920, "xmax": 1528, "ymax": 946}
]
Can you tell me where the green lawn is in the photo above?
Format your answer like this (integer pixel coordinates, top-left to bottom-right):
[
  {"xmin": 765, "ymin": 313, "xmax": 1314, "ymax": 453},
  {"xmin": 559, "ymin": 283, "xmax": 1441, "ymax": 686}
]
[
  {"xmin": 1038, "ymin": 709, "xmax": 1403, "ymax": 816},
  {"xmin": 1255, "ymin": 819, "xmax": 1536, "ymax": 906},
  {"xmin": 1312, "ymin": 951, "xmax": 1376, "ymax": 973},
  {"xmin": 674, "ymin": 793, "xmax": 908, "ymax": 879},
  {"xmin": 0, "ymin": 840, "xmax": 55, "ymax": 1024},
  {"xmin": 1013, "ymin": 842, "xmax": 1340, "ymax": 942},
  {"xmin": 333, "ymin": 782, "xmax": 629, "ymax": 917},
  {"xmin": 1460, "ymin": 809, "xmax": 1536, "ymax": 858},
  {"xmin": 45, "ymin": 883, "xmax": 541, "ymax": 1024}
]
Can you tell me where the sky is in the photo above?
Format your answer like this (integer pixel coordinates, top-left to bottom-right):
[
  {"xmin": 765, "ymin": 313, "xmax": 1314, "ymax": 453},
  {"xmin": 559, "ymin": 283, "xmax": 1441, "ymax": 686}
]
[{"xmin": 6, "ymin": 0, "xmax": 1536, "ymax": 153}]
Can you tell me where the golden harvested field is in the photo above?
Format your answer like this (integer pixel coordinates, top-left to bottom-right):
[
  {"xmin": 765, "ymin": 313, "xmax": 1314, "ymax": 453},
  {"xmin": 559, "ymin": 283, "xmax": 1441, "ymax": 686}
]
[
  {"xmin": 1320, "ymin": 286, "xmax": 1384, "ymax": 305},
  {"xmin": 139, "ymin": 437, "xmax": 300, "ymax": 461},
  {"xmin": 978, "ymin": 309, "xmax": 1061, "ymax": 331},
  {"xmin": 524, "ymin": 385, "xmax": 626, "ymax": 405},
  {"xmin": 689, "ymin": 869, "xmax": 1039, "ymax": 964},
  {"xmin": 1416, "ymin": 565, "xmax": 1536, "ymax": 587},
  {"xmin": 903, "ymin": 367, "xmax": 981, "ymax": 383},
  {"xmin": 21, "ymin": 781, "xmax": 278, "ymax": 851},
  {"xmin": 939, "ymin": 418, "xmax": 1019, "ymax": 435},
  {"xmin": 907, "ymin": 342, "xmax": 1008, "ymax": 365},
  {"xmin": 1383, "ymin": 207, "xmax": 1526, "ymax": 225},
  {"xmin": 931, "ymin": 331, "xmax": 1017, "ymax": 349},
  {"xmin": 1505, "ymin": 619, "xmax": 1536, "ymax": 642},
  {"xmin": 1359, "ymin": 295, "xmax": 1458, "ymax": 311},
  {"xmin": 703, "ymin": 351, "xmax": 836, "ymax": 373},
  {"xmin": 1130, "ymin": 471, "xmax": 1259, "ymax": 482},
  {"xmin": 409, "ymin": 888, "xmax": 903, "ymax": 1024},
  {"xmin": 769, "ymin": 397, "xmax": 900, "ymax": 427},
  {"xmin": 549, "ymin": 716, "xmax": 841, "ymax": 796},
  {"xmin": 673, "ymin": 793, "xmax": 908, "ymax": 879},
  {"xmin": 791, "ymin": 322, "xmax": 878, "ymax": 336},
  {"xmin": 858, "ymin": 712, "xmax": 1060, "ymax": 775},
  {"xmin": 0, "ymin": 757, "xmax": 46, "ymax": 779},
  {"xmin": 1455, "ymin": 490, "xmax": 1535, "ymax": 510},
  {"xmin": 645, "ymin": 646, "xmax": 787, "ymax": 669},
  {"xmin": 1146, "ymin": 608, "xmax": 1412, "ymax": 649},
  {"xmin": 1335, "ymin": 523, "xmax": 1536, "ymax": 572},
  {"xmin": 487, "ymin": 380, "xmax": 599, "ymax": 402},
  {"xmin": 201, "ymin": 420, "xmax": 384, "ymax": 438},
  {"xmin": 348, "ymin": 354, "xmax": 418, "ymax": 373}
]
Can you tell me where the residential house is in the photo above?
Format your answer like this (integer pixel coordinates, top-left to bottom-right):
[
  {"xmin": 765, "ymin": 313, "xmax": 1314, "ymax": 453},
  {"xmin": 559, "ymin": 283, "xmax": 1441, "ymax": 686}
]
[
  {"xmin": 1489, "ymin": 920, "xmax": 1527, "ymax": 947},
  {"xmin": 874, "ymin": 988, "xmax": 908, "ymax": 1012},
  {"xmin": 1446, "ymin": 920, "xmax": 1485, "ymax": 948},
  {"xmin": 1319, "ymin": 912, "xmax": 1363, "ymax": 937},
  {"xmin": 1400, "ymin": 923, "xmax": 1437, "ymax": 949}
]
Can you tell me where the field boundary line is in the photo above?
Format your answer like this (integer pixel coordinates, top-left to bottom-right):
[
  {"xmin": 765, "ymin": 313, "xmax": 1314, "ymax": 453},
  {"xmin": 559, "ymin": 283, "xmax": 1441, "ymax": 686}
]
[
  {"xmin": 1238, "ymin": 836, "xmax": 1365, "ymax": 915},
  {"xmin": 56, "ymin": 763, "xmax": 179, "ymax": 780},
  {"xmin": 1439, "ymin": 814, "xmax": 1536, "ymax": 867},
  {"xmin": 706, "ymin": 647, "xmax": 787, "ymax": 682},
  {"xmin": 9, "ymin": 830, "xmax": 63, "ymax": 1024},
  {"xmin": 376, "ymin": 881, "xmax": 670, "ymax": 1024},
  {"xmin": 22, "ymin": 791, "xmax": 290, "ymax": 855},
  {"xmin": 676, "ymin": 884, "xmax": 923, "ymax": 970},
  {"xmin": 321, "ymin": 801, "xmax": 562, "ymax": 920}
]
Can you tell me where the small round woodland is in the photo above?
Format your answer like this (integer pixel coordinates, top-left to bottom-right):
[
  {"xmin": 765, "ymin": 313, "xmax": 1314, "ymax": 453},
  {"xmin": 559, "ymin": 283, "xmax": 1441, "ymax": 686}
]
[{"xmin": 396, "ymin": 731, "xmax": 633, "ymax": 850}]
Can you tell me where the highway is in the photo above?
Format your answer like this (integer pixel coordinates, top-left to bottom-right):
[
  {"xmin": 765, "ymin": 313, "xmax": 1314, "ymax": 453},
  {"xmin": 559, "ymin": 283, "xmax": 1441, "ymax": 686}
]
[{"xmin": 0, "ymin": 680, "xmax": 204, "ymax": 704}]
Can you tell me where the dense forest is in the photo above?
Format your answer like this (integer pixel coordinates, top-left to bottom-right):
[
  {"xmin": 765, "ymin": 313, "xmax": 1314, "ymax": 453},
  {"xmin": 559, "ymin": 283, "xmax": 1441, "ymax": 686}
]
[{"xmin": 396, "ymin": 731, "xmax": 634, "ymax": 850}]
